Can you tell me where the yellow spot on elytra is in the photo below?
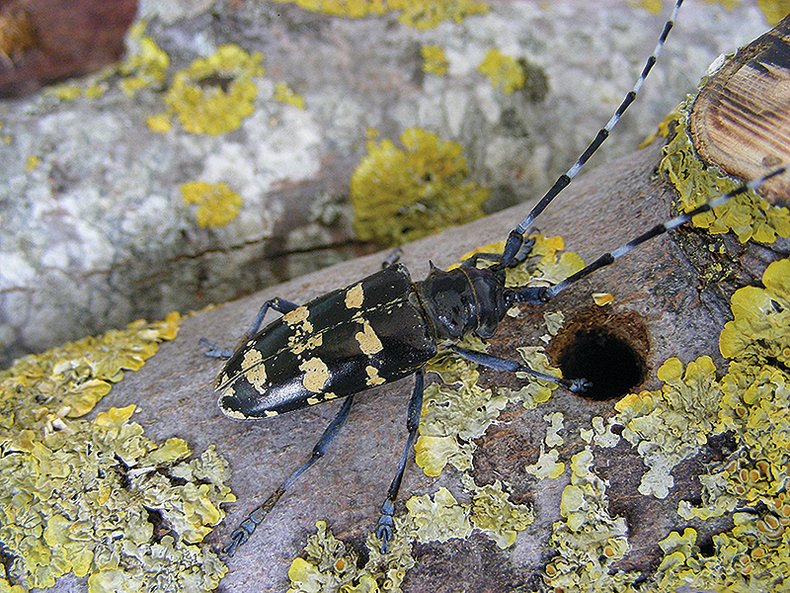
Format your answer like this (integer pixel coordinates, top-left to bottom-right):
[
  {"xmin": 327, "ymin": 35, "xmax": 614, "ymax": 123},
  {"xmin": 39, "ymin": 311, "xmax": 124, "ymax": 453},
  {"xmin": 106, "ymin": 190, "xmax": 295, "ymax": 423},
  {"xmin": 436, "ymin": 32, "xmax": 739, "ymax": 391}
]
[
  {"xmin": 214, "ymin": 372, "xmax": 229, "ymax": 390},
  {"xmin": 355, "ymin": 320, "xmax": 384, "ymax": 355},
  {"xmin": 265, "ymin": 410, "xmax": 278, "ymax": 417},
  {"xmin": 242, "ymin": 348, "xmax": 262, "ymax": 367},
  {"xmin": 219, "ymin": 407, "xmax": 249, "ymax": 420},
  {"xmin": 283, "ymin": 306, "xmax": 313, "ymax": 333},
  {"xmin": 345, "ymin": 283, "xmax": 364, "ymax": 309},
  {"xmin": 283, "ymin": 305, "xmax": 309, "ymax": 325},
  {"xmin": 300, "ymin": 357, "xmax": 330, "ymax": 393},
  {"xmin": 289, "ymin": 332, "xmax": 323, "ymax": 355},
  {"xmin": 365, "ymin": 365, "xmax": 385, "ymax": 386},
  {"xmin": 307, "ymin": 396, "xmax": 320, "ymax": 405},
  {"xmin": 242, "ymin": 349, "xmax": 267, "ymax": 391},
  {"xmin": 324, "ymin": 392, "xmax": 337, "ymax": 400}
]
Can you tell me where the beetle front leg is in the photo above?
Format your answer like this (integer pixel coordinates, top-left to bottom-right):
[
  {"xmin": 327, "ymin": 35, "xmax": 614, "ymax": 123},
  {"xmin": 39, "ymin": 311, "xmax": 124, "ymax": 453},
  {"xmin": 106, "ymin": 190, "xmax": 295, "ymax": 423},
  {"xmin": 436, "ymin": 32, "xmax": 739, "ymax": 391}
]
[
  {"xmin": 375, "ymin": 368, "xmax": 425, "ymax": 553},
  {"xmin": 451, "ymin": 345, "xmax": 591, "ymax": 394},
  {"xmin": 463, "ymin": 236, "xmax": 536, "ymax": 270}
]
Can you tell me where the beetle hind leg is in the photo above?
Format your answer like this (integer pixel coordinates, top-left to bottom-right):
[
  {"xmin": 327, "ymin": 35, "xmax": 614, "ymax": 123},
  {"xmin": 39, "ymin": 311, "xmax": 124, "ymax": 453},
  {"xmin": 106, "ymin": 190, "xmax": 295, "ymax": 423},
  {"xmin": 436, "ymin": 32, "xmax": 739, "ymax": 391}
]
[
  {"xmin": 223, "ymin": 395, "xmax": 355, "ymax": 556},
  {"xmin": 375, "ymin": 368, "xmax": 425, "ymax": 553},
  {"xmin": 245, "ymin": 296, "xmax": 299, "ymax": 338},
  {"xmin": 201, "ymin": 296, "xmax": 299, "ymax": 360}
]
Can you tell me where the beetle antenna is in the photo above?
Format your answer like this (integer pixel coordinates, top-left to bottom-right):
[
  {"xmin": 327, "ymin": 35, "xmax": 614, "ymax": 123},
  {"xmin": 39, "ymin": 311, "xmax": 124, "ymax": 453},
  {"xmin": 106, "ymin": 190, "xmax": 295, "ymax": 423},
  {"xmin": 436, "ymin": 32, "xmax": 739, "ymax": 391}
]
[
  {"xmin": 499, "ymin": 0, "xmax": 683, "ymax": 268},
  {"xmin": 506, "ymin": 165, "xmax": 787, "ymax": 305}
]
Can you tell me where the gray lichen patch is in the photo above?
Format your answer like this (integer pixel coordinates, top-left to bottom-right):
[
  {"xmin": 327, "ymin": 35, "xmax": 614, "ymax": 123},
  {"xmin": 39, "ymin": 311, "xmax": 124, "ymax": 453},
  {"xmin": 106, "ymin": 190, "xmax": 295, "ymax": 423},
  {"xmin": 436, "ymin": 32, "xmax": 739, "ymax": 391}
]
[{"xmin": 0, "ymin": 1, "xmax": 768, "ymax": 367}]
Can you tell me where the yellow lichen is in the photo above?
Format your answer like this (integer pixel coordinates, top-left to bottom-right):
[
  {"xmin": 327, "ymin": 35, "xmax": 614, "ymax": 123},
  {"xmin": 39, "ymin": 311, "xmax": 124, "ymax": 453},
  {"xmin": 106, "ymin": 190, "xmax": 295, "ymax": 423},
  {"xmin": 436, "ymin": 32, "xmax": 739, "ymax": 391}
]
[
  {"xmin": 180, "ymin": 181, "xmax": 244, "ymax": 228},
  {"xmin": 614, "ymin": 356, "xmax": 721, "ymax": 498},
  {"xmin": 45, "ymin": 22, "xmax": 167, "ymax": 102},
  {"xmin": 608, "ymin": 259, "xmax": 790, "ymax": 591},
  {"xmin": 118, "ymin": 21, "xmax": 171, "ymax": 97},
  {"xmin": 580, "ymin": 416, "xmax": 621, "ymax": 449},
  {"xmin": 756, "ymin": 0, "xmax": 790, "ymax": 25},
  {"xmin": 658, "ymin": 101, "xmax": 790, "ymax": 244},
  {"xmin": 0, "ymin": 313, "xmax": 235, "ymax": 592},
  {"xmin": 651, "ymin": 512, "xmax": 789, "ymax": 593},
  {"xmin": 592, "ymin": 292, "xmax": 614, "ymax": 306},
  {"xmin": 145, "ymin": 112, "xmax": 172, "ymax": 133},
  {"xmin": 629, "ymin": 0, "xmax": 664, "ymax": 15},
  {"xmin": 467, "ymin": 477, "xmax": 534, "ymax": 548},
  {"xmin": 477, "ymin": 49, "xmax": 526, "ymax": 95},
  {"xmin": 24, "ymin": 155, "xmax": 39, "ymax": 171},
  {"xmin": 525, "ymin": 445, "xmax": 565, "ymax": 480},
  {"xmin": 46, "ymin": 84, "xmax": 87, "ymax": 101},
  {"xmin": 286, "ymin": 520, "xmax": 415, "ymax": 593},
  {"xmin": 420, "ymin": 45, "xmax": 449, "ymax": 76},
  {"xmin": 719, "ymin": 258, "xmax": 788, "ymax": 365},
  {"xmin": 406, "ymin": 487, "xmax": 473, "ymax": 543},
  {"xmin": 415, "ymin": 343, "xmax": 506, "ymax": 476},
  {"xmin": 544, "ymin": 449, "xmax": 636, "ymax": 592},
  {"xmin": 351, "ymin": 127, "xmax": 489, "ymax": 245},
  {"xmin": 272, "ymin": 0, "xmax": 489, "ymax": 30},
  {"xmin": 159, "ymin": 45, "xmax": 263, "ymax": 135},
  {"xmin": 273, "ymin": 81, "xmax": 306, "ymax": 109}
]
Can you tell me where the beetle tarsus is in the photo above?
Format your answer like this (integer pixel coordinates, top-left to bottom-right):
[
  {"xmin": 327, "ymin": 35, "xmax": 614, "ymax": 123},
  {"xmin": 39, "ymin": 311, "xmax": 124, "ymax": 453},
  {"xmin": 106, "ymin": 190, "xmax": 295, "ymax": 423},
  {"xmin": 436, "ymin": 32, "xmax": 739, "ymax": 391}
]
[
  {"xmin": 569, "ymin": 378, "xmax": 593, "ymax": 394},
  {"xmin": 375, "ymin": 500, "xmax": 396, "ymax": 554},
  {"xmin": 223, "ymin": 527, "xmax": 249, "ymax": 557},
  {"xmin": 382, "ymin": 248, "xmax": 403, "ymax": 269},
  {"xmin": 200, "ymin": 338, "xmax": 233, "ymax": 359}
]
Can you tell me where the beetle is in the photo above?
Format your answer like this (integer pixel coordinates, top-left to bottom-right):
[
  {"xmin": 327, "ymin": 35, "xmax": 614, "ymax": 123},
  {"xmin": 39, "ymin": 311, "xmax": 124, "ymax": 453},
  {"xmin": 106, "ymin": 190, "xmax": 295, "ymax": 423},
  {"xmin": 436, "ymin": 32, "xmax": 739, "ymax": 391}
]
[
  {"xmin": 206, "ymin": 244, "xmax": 592, "ymax": 555},
  {"xmin": 202, "ymin": 0, "xmax": 786, "ymax": 557}
]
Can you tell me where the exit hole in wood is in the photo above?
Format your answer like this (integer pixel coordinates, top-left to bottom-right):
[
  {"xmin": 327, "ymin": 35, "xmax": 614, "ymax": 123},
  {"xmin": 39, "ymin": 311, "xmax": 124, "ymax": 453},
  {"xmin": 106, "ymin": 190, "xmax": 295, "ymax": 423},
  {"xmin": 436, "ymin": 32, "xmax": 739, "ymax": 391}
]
[{"xmin": 549, "ymin": 308, "xmax": 650, "ymax": 401}]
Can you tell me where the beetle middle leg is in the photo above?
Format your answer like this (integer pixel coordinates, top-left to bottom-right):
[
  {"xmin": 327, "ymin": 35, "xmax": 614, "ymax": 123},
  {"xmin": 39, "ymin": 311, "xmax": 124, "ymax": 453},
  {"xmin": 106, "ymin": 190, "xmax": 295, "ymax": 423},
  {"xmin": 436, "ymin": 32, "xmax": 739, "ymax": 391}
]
[
  {"xmin": 375, "ymin": 368, "xmax": 425, "ymax": 553},
  {"xmin": 224, "ymin": 394, "xmax": 356, "ymax": 556}
]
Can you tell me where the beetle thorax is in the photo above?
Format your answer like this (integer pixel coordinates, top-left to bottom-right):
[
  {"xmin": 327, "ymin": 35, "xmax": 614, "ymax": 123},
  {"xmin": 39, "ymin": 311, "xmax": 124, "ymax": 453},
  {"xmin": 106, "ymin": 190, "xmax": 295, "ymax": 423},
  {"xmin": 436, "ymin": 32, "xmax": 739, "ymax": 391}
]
[{"xmin": 414, "ymin": 264, "xmax": 507, "ymax": 341}]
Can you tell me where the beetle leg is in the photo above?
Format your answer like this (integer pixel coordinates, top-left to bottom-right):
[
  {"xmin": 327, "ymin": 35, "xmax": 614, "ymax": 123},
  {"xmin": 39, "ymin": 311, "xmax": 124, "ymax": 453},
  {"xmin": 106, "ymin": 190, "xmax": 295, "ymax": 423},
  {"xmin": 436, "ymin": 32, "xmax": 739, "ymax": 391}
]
[
  {"xmin": 200, "ymin": 297, "xmax": 299, "ymax": 359},
  {"xmin": 223, "ymin": 395, "xmax": 355, "ymax": 556},
  {"xmin": 245, "ymin": 297, "xmax": 299, "ymax": 338},
  {"xmin": 199, "ymin": 337, "xmax": 234, "ymax": 359},
  {"xmin": 450, "ymin": 345, "xmax": 591, "ymax": 394},
  {"xmin": 381, "ymin": 247, "xmax": 403, "ymax": 268},
  {"xmin": 375, "ymin": 368, "xmax": 425, "ymax": 553},
  {"xmin": 465, "ymin": 236, "xmax": 536, "ymax": 269}
]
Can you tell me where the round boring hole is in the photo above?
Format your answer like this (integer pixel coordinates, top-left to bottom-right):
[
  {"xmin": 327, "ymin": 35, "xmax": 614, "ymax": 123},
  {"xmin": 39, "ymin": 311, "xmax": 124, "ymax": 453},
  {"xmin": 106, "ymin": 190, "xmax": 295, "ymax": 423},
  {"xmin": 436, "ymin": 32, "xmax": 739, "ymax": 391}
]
[
  {"xmin": 558, "ymin": 328, "xmax": 644, "ymax": 401},
  {"xmin": 548, "ymin": 308, "xmax": 650, "ymax": 402}
]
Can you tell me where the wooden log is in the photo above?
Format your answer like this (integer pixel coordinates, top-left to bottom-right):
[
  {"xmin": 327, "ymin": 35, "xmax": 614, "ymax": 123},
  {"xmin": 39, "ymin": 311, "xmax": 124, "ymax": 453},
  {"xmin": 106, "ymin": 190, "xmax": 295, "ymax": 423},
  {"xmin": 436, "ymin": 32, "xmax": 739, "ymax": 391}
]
[
  {"xmin": 8, "ymin": 13, "xmax": 788, "ymax": 593},
  {"xmin": 0, "ymin": 0, "xmax": 138, "ymax": 97},
  {"xmin": 102, "ymin": 140, "xmax": 786, "ymax": 592},
  {"xmin": 689, "ymin": 15, "xmax": 790, "ymax": 203}
]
